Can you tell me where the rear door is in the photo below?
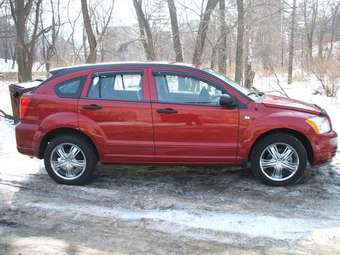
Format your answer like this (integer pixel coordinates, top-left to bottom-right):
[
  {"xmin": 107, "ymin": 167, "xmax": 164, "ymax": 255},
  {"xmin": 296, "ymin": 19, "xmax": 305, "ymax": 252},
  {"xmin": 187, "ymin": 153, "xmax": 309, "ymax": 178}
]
[
  {"xmin": 78, "ymin": 69, "xmax": 154, "ymax": 163},
  {"xmin": 150, "ymin": 70, "xmax": 239, "ymax": 164}
]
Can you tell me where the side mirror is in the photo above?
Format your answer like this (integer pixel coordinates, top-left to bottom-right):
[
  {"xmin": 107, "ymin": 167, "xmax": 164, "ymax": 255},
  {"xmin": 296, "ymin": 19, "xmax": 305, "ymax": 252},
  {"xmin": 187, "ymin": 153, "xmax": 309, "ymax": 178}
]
[{"xmin": 219, "ymin": 94, "xmax": 236, "ymax": 108}]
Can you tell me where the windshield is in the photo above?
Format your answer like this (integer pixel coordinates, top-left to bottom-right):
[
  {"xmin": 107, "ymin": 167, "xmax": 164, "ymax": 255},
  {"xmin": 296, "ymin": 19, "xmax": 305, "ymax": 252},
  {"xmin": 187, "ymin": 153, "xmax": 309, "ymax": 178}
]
[{"xmin": 203, "ymin": 69, "xmax": 261, "ymax": 100}]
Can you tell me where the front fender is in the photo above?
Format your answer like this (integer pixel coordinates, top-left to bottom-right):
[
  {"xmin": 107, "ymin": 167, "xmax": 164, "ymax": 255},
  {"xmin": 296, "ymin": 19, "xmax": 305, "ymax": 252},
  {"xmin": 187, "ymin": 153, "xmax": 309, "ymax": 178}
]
[{"xmin": 238, "ymin": 105, "xmax": 315, "ymax": 160}]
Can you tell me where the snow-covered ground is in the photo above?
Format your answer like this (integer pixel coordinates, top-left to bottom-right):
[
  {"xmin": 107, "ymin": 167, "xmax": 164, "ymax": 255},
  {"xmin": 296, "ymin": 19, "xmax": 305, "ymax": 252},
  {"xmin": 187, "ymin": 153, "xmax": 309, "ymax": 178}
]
[
  {"xmin": 1, "ymin": 76, "xmax": 340, "ymax": 254},
  {"xmin": 0, "ymin": 58, "xmax": 45, "ymax": 73}
]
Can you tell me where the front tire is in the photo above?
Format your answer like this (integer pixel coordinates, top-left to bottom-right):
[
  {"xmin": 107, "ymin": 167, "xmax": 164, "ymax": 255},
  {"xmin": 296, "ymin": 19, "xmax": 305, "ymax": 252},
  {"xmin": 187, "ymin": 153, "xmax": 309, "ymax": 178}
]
[
  {"xmin": 251, "ymin": 133, "xmax": 307, "ymax": 186},
  {"xmin": 44, "ymin": 135, "xmax": 97, "ymax": 185}
]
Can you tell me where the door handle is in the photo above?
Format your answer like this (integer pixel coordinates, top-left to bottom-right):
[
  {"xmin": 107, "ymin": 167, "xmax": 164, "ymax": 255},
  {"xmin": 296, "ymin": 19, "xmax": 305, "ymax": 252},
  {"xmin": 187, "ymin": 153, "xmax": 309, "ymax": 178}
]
[
  {"xmin": 82, "ymin": 104, "xmax": 102, "ymax": 110},
  {"xmin": 157, "ymin": 108, "xmax": 177, "ymax": 114}
]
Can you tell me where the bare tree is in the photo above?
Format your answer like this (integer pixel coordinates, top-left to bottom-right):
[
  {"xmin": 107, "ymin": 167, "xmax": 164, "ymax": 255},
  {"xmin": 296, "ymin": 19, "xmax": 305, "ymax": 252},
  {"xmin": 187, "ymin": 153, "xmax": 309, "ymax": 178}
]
[
  {"xmin": 234, "ymin": 0, "xmax": 244, "ymax": 83},
  {"xmin": 91, "ymin": 0, "xmax": 114, "ymax": 62},
  {"xmin": 327, "ymin": 2, "xmax": 340, "ymax": 59},
  {"xmin": 243, "ymin": 0, "xmax": 254, "ymax": 88},
  {"xmin": 217, "ymin": 0, "xmax": 227, "ymax": 74},
  {"xmin": 81, "ymin": 0, "xmax": 97, "ymax": 63},
  {"xmin": 9, "ymin": 0, "xmax": 43, "ymax": 82},
  {"xmin": 64, "ymin": 2, "xmax": 83, "ymax": 64},
  {"xmin": 167, "ymin": 0, "xmax": 183, "ymax": 62},
  {"xmin": 192, "ymin": 0, "xmax": 219, "ymax": 66},
  {"xmin": 288, "ymin": 0, "xmax": 297, "ymax": 84},
  {"xmin": 133, "ymin": 0, "xmax": 156, "ymax": 61},
  {"xmin": 303, "ymin": 0, "xmax": 318, "ymax": 67},
  {"xmin": 41, "ymin": 0, "xmax": 62, "ymax": 72}
]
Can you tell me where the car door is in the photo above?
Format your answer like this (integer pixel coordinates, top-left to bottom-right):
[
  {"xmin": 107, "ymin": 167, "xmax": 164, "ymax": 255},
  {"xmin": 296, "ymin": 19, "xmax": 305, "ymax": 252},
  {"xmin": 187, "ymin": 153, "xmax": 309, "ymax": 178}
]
[
  {"xmin": 150, "ymin": 70, "xmax": 239, "ymax": 164},
  {"xmin": 78, "ymin": 69, "xmax": 154, "ymax": 163}
]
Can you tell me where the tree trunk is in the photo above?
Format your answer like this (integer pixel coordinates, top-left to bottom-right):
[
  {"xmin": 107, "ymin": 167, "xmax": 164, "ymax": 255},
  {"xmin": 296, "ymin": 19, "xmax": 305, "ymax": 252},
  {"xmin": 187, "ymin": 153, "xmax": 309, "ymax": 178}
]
[
  {"xmin": 192, "ymin": 0, "xmax": 219, "ymax": 66},
  {"xmin": 288, "ymin": 0, "xmax": 297, "ymax": 84},
  {"xmin": 133, "ymin": 0, "xmax": 156, "ymax": 61},
  {"xmin": 244, "ymin": 62, "xmax": 255, "ymax": 89},
  {"xmin": 327, "ymin": 3, "xmax": 340, "ymax": 59},
  {"xmin": 16, "ymin": 45, "xmax": 33, "ymax": 82},
  {"xmin": 317, "ymin": 27, "xmax": 326, "ymax": 59},
  {"xmin": 10, "ymin": 0, "xmax": 42, "ymax": 82},
  {"xmin": 82, "ymin": 27, "xmax": 88, "ymax": 61},
  {"xmin": 81, "ymin": 0, "xmax": 97, "ymax": 63},
  {"xmin": 217, "ymin": 0, "xmax": 227, "ymax": 74},
  {"xmin": 303, "ymin": 0, "xmax": 318, "ymax": 69},
  {"xmin": 234, "ymin": 0, "xmax": 244, "ymax": 84},
  {"xmin": 167, "ymin": 0, "xmax": 183, "ymax": 62}
]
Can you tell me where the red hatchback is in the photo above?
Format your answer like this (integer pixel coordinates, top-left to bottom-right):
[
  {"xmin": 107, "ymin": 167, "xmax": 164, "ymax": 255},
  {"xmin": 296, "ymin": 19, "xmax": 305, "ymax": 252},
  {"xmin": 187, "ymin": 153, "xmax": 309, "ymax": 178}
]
[{"xmin": 15, "ymin": 62, "xmax": 338, "ymax": 186}]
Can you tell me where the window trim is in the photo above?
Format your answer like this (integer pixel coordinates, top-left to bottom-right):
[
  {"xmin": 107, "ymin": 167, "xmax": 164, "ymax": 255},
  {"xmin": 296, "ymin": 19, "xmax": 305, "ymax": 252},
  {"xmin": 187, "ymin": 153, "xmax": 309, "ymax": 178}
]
[
  {"xmin": 55, "ymin": 76, "xmax": 86, "ymax": 98},
  {"xmin": 85, "ymin": 71, "xmax": 144, "ymax": 102},
  {"xmin": 153, "ymin": 71, "xmax": 237, "ymax": 107}
]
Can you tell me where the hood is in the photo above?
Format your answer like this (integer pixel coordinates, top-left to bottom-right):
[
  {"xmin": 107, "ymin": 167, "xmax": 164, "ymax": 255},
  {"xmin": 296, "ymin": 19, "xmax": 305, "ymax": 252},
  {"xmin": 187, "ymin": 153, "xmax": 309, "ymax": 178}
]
[{"xmin": 260, "ymin": 94, "xmax": 322, "ymax": 115}]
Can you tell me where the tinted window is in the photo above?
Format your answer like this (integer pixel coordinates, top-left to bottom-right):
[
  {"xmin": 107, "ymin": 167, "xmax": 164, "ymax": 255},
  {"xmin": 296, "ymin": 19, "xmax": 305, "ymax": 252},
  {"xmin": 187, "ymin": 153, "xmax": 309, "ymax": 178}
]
[
  {"xmin": 88, "ymin": 73, "xmax": 143, "ymax": 101},
  {"xmin": 155, "ymin": 74, "xmax": 227, "ymax": 105},
  {"xmin": 55, "ymin": 77, "xmax": 85, "ymax": 98}
]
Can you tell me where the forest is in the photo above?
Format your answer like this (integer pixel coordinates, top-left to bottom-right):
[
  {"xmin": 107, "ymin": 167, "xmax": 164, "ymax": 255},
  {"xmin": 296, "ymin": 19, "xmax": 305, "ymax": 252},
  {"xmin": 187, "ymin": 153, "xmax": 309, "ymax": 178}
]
[{"xmin": 0, "ymin": 0, "xmax": 339, "ymax": 96}]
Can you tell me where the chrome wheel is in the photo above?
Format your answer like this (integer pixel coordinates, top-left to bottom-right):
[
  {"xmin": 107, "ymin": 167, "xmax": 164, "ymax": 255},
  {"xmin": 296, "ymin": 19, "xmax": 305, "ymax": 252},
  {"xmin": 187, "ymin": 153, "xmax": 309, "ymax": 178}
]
[
  {"xmin": 50, "ymin": 143, "xmax": 87, "ymax": 181},
  {"xmin": 259, "ymin": 143, "xmax": 299, "ymax": 182}
]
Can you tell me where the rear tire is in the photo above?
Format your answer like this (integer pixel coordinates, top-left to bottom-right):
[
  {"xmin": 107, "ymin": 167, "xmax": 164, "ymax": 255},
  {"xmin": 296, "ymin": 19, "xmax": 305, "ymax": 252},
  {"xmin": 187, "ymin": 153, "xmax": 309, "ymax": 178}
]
[
  {"xmin": 44, "ymin": 135, "xmax": 97, "ymax": 185},
  {"xmin": 251, "ymin": 133, "xmax": 307, "ymax": 186}
]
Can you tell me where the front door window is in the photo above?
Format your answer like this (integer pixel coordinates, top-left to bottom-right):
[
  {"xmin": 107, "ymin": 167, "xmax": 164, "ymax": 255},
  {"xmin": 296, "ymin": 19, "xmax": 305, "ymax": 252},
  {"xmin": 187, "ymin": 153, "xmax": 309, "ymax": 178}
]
[{"xmin": 155, "ymin": 74, "xmax": 227, "ymax": 105}]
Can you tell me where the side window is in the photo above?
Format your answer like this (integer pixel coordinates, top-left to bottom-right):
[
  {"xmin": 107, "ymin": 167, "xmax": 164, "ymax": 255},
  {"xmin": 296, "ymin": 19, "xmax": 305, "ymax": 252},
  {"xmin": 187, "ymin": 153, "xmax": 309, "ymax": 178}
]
[
  {"xmin": 155, "ymin": 74, "xmax": 226, "ymax": 105},
  {"xmin": 87, "ymin": 73, "xmax": 143, "ymax": 101},
  {"xmin": 55, "ymin": 77, "xmax": 85, "ymax": 98}
]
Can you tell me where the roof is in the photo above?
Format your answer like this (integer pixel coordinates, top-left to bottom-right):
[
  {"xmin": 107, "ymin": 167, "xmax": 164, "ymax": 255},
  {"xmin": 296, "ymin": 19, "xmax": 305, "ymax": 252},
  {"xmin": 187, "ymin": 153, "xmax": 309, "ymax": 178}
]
[{"xmin": 49, "ymin": 61, "xmax": 200, "ymax": 77}]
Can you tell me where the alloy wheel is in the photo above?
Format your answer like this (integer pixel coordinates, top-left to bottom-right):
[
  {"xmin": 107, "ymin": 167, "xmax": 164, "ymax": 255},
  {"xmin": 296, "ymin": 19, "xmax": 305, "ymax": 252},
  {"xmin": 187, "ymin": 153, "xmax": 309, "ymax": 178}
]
[
  {"xmin": 50, "ymin": 143, "xmax": 87, "ymax": 181},
  {"xmin": 259, "ymin": 143, "xmax": 299, "ymax": 182}
]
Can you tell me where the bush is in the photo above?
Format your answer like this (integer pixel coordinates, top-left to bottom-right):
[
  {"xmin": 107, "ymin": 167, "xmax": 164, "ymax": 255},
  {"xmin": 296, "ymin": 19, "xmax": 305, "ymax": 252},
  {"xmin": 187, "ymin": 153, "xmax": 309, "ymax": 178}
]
[{"xmin": 312, "ymin": 58, "xmax": 340, "ymax": 97}]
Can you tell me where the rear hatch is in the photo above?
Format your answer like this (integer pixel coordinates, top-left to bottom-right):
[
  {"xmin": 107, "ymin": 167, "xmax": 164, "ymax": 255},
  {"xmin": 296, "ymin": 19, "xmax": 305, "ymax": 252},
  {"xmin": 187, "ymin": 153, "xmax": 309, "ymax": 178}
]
[{"xmin": 9, "ymin": 80, "xmax": 43, "ymax": 123}]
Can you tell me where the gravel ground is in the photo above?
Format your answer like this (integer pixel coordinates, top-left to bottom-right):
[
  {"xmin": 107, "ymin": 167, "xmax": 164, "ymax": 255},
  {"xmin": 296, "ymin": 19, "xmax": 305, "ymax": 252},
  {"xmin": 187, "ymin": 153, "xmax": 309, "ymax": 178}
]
[{"xmin": 1, "ymin": 80, "xmax": 340, "ymax": 254}]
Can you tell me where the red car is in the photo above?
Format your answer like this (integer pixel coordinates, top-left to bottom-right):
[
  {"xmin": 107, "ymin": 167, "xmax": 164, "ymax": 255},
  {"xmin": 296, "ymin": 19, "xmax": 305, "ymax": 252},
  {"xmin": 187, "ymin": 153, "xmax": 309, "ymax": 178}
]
[{"xmin": 15, "ymin": 62, "xmax": 337, "ymax": 186}]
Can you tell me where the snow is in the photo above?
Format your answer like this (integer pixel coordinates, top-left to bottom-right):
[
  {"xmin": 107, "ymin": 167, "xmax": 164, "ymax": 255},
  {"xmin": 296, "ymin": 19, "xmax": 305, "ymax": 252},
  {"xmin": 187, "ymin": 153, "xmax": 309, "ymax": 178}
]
[
  {"xmin": 0, "ymin": 58, "xmax": 45, "ymax": 73},
  {"xmin": 253, "ymin": 74, "xmax": 340, "ymax": 134},
  {"xmin": 27, "ymin": 201, "xmax": 340, "ymax": 241}
]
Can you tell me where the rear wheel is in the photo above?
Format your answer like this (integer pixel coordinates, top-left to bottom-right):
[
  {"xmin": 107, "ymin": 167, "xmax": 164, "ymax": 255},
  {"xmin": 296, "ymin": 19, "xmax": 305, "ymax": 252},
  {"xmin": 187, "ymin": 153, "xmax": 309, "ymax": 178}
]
[
  {"xmin": 251, "ymin": 133, "xmax": 307, "ymax": 186},
  {"xmin": 44, "ymin": 135, "xmax": 97, "ymax": 185}
]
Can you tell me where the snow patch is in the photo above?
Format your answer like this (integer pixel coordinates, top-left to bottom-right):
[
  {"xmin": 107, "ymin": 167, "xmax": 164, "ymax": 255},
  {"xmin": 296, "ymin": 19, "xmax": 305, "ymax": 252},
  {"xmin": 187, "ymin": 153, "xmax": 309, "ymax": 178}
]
[{"xmin": 27, "ymin": 201, "xmax": 339, "ymax": 241}]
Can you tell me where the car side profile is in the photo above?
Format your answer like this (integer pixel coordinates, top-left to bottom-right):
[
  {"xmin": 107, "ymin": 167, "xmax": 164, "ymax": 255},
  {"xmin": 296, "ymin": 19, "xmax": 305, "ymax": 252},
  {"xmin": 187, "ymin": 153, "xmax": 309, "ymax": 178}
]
[{"xmin": 15, "ymin": 62, "xmax": 338, "ymax": 186}]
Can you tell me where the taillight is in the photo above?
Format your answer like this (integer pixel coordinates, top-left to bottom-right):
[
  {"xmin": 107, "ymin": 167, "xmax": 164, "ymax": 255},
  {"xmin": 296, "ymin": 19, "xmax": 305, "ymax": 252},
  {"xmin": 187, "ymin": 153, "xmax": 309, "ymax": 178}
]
[{"xmin": 19, "ymin": 95, "xmax": 30, "ymax": 120}]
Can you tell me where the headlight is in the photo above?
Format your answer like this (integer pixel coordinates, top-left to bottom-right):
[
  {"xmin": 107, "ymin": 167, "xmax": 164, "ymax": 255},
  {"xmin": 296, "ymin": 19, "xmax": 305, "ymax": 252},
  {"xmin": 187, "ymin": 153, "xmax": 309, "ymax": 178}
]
[{"xmin": 306, "ymin": 116, "xmax": 331, "ymax": 134}]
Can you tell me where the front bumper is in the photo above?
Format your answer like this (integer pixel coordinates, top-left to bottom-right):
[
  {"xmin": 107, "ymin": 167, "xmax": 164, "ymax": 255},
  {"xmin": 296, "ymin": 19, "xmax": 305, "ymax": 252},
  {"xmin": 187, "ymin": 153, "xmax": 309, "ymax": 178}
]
[{"xmin": 311, "ymin": 130, "xmax": 338, "ymax": 165}]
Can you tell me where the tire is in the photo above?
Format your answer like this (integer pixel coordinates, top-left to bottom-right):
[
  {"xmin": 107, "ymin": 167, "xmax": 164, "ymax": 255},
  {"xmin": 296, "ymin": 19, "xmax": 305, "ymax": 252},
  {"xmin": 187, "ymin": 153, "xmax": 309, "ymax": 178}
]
[
  {"xmin": 250, "ymin": 133, "xmax": 307, "ymax": 186},
  {"xmin": 44, "ymin": 135, "xmax": 97, "ymax": 185}
]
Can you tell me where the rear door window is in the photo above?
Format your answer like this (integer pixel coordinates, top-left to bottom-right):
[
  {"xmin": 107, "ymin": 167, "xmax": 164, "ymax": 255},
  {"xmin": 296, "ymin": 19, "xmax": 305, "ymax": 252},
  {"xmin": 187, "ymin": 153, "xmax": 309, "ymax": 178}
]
[
  {"xmin": 55, "ymin": 77, "xmax": 85, "ymax": 98},
  {"xmin": 87, "ymin": 73, "xmax": 143, "ymax": 101}
]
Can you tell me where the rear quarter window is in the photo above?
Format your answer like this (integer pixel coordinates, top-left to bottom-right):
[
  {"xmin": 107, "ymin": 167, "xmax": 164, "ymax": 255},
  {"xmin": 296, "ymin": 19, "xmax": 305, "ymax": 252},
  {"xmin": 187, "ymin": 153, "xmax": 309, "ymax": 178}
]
[{"xmin": 55, "ymin": 77, "xmax": 86, "ymax": 98}]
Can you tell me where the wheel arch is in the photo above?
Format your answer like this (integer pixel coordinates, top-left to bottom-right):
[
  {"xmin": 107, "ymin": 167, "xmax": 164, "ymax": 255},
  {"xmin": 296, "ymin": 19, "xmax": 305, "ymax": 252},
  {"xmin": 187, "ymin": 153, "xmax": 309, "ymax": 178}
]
[
  {"xmin": 248, "ymin": 128, "xmax": 313, "ymax": 163},
  {"xmin": 39, "ymin": 128, "xmax": 100, "ymax": 160}
]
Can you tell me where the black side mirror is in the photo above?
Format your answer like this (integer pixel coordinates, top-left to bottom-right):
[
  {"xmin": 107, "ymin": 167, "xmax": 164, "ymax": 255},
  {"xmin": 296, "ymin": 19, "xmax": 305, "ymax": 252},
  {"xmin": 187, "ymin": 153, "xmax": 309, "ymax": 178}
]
[{"xmin": 219, "ymin": 94, "xmax": 236, "ymax": 108}]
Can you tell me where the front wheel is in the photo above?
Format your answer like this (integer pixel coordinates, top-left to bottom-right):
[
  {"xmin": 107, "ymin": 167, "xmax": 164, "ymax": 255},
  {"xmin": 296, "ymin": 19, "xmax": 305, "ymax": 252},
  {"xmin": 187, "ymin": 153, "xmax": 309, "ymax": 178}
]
[
  {"xmin": 251, "ymin": 133, "xmax": 307, "ymax": 186},
  {"xmin": 44, "ymin": 135, "xmax": 97, "ymax": 185}
]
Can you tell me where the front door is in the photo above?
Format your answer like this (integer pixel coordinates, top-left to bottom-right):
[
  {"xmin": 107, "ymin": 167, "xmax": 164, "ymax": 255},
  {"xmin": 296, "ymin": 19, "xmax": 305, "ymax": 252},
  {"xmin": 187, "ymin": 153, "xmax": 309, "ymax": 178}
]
[
  {"xmin": 151, "ymin": 71, "xmax": 239, "ymax": 164},
  {"xmin": 79, "ymin": 70, "xmax": 154, "ymax": 163}
]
